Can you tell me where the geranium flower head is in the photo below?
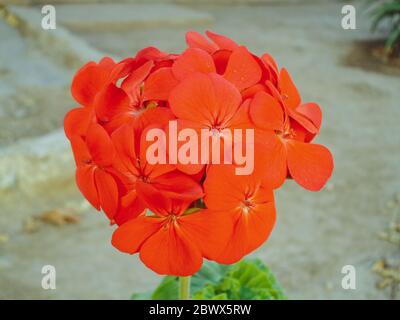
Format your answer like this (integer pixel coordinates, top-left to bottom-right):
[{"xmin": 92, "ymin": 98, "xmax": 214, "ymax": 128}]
[{"xmin": 65, "ymin": 31, "xmax": 334, "ymax": 277}]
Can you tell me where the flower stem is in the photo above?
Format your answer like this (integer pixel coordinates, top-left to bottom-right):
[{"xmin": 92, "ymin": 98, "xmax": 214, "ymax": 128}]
[{"xmin": 179, "ymin": 276, "xmax": 191, "ymax": 300}]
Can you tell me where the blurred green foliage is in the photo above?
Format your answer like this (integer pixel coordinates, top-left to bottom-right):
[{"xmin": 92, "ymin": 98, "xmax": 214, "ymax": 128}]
[
  {"xmin": 368, "ymin": 0, "xmax": 400, "ymax": 56},
  {"xmin": 131, "ymin": 259, "xmax": 286, "ymax": 300}
]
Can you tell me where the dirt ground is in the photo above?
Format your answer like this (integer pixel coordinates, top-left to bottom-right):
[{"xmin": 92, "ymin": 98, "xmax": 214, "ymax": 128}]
[
  {"xmin": 1, "ymin": 1, "xmax": 400, "ymax": 299},
  {"xmin": 0, "ymin": 17, "xmax": 73, "ymax": 146}
]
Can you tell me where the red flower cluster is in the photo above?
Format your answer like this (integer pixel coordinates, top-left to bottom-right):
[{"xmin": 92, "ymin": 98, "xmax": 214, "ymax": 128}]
[{"xmin": 65, "ymin": 31, "xmax": 334, "ymax": 276}]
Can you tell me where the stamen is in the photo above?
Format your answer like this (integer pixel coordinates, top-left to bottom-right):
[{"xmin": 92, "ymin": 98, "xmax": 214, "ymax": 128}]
[
  {"xmin": 240, "ymin": 198, "xmax": 254, "ymax": 214},
  {"xmin": 162, "ymin": 214, "xmax": 179, "ymax": 229},
  {"xmin": 276, "ymin": 128, "xmax": 296, "ymax": 140}
]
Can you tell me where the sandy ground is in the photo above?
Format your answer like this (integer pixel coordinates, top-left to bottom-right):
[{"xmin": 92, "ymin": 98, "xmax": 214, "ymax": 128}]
[
  {"xmin": 0, "ymin": 19, "xmax": 73, "ymax": 146},
  {"xmin": 1, "ymin": 1, "xmax": 400, "ymax": 299}
]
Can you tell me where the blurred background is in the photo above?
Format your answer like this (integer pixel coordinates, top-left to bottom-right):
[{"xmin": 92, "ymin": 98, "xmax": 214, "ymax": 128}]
[{"xmin": 0, "ymin": 0, "xmax": 399, "ymax": 299}]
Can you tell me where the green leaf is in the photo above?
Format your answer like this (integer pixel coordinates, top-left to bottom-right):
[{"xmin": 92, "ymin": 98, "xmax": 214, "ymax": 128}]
[
  {"xmin": 131, "ymin": 292, "xmax": 152, "ymax": 300},
  {"xmin": 367, "ymin": 0, "xmax": 400, "ymax": 52},
  {"xmin": 131, "ymin": 258, "xmax": 286, "ymax": 300},
  {"xmin": 386, "ymin": 23, "xmax": 400, "ymax": 49},
  {"xmin": 130, "ymin": 276, "xmax": 179, "ymax": 300},
  {"xmin": 151, "ymin": 276, "xmax": 179, "ymax": 300},
  {"xmin": 190, "ymin": 260, "xmax": 229, "ymax": 293},
  {"xmin": 370, "ymin": 4, "xmax": 400, "ymax": 31}
]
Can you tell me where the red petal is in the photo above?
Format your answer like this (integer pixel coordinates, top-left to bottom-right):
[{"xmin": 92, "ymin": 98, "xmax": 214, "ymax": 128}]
[
  {"xmin": 186, "ymin": 31, "xmax": 218, "ymax": 53},
  {"xmin": 137, "ymin": 172, "xmax": 203, "ymax": 211},
  {"xmin": 76, "ymin": 165, "xmax": 99, "ymax": 210},
  {"xmin": 286, "ymin": 140, "xmax": 334, "ymax": 191},
  {"xmin": 136, "ymin": 46, "xmax": 169, "ymax": 62},
  {"xmin": 216, "ymin": 199, "xmax": 276, "ymax": 264},
  {"xmin": 204, "ymin": 164, "xmax": 253, "ymax": 211},
  {"xmin": 71, "ymin": 63, "xmax": 97, "ymax": 106},
  {"xmin": 296, "ymin": 102, "xmax": 322, "ymax": 132},
  {"xmin": 235, "ymin": 127, "xmax": 286, "ymax": 189},
  {"xmin": 241, "ymin": 83, "xmax": 266, "ymax": 100},
  {"xmin": 139, "ymin": 124, "xmax": 175, "ymax": 178},
  {"xmin": 169, "ymin": 73, "xmax": 241, "ymax": 126},
  {"xmin": 139, "ymin": 221, "xmax": 203, "ymax": 276},
  {"xmin": 112, "ymin": 215, "xmax": 161, "ymax": 254},
  {"xmin": 265, "ymin": 80, "xmax": 283, "ymax": 102},
  {"xmin": 203, "ymin": 164, "xmax": 277, "ymax": 263},
  {"xmin": 152, "ymin": 171, "xmax": 204, "ymax": 200},
  {"xmin": 70, "ymin": 134, "xmax": 91, "ymax": 166},
  {"xmin": 94, "ymin": 84, "xmax": 130, "ymax": 122},
  {"xmin": 226, "ymin": 98, "xmax": 252, "ymax": 128},
  {"xmin": 179, "ymin": 209, "xmax": 233, "ymax": 260},
  {"xmin": 164, "ymin": 119, "xmax": 205, "ymax": 175},
  {"xmin": 111, "ymin": 124, "xmax": 139, "ymax": 175},
  {"xmin": 278, "ymin": 68, "xmax": 301, "ymax": 109},
  {"xmin": 172, "ymin": 48, "xmax": 216, "ymax": 80},
  {"xmin": 114, "ymin": 190, "xmax": 146, "ymax": 226},
  {"xmin": 109, "ymin": 58, "xmax": 135, "ymax": 83},
  {"xmin": 262, "ymin": 53, "xmax": 278, "ymax": 73},
  {"xmin": 136, "ymin": 181, "xmax": 176, "ymax": 216},
  {"xmin": 212, "ymin": 49, "xmax": 231, "ymax": 74},
  {"xmin": 287, "ymin": 108, "xmax": 318, "ymax": 135},
  {"xmin": 177, "ymin": 163, "xmax": 205, "ymax": 176},
  {"xmin": 136, "ymin": 107, "xmax": 176, "ymax": 133},
  {"xmin": 94, "ymin": 169, "xmax": 119, "ymax": 219},
  {"xmin": 261, "ymin": 52, "xmax": 278, "ymax": 83},
  {"xmin": 86, "ymin": 124, "xmax": 115, "ymax": 167},
  {"xmin": 205, "ymin": 30, "xmax": 238, "ymax": 51},
  {"xmin": 64, "ymin": 107, "xmax": 93, "ymax": 140},
  {"xmin": 224, "ymin": 46, "xmax": 262, "ymax": 91},
  {"xmin": 141, "ymin": 107, "xmax": 176, "ymax": 126},
  {"xmin": 260, "ymin": 135, "xmax": 287, "ymax": 189},
  {"xmin": 121, "ymin": 60, "xmax": 154, "ymax": 100},
  {"xmin": 249, "ymin": 91, "xmax": 284, "ymax": 131},
  {"xmin": 143, "ymin": 67, "xmax": 179, "ymax": 101},
  {"xmin": 71, "ymin": 58, "xmax": 115, "ymax": 106}
]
